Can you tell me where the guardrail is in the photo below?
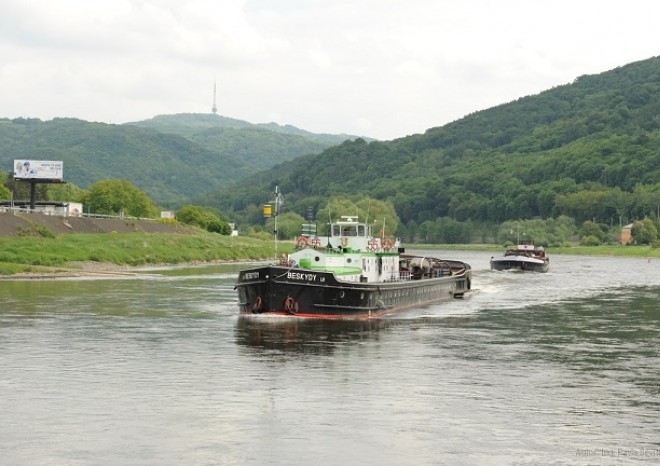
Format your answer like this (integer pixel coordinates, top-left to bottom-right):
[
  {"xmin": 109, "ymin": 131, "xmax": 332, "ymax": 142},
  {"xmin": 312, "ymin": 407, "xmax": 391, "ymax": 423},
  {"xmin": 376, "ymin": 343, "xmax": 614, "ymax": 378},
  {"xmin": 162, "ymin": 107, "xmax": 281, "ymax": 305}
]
[{"xmin": 0, "ymin": 206, "xmax": 158, "ymax": 222}]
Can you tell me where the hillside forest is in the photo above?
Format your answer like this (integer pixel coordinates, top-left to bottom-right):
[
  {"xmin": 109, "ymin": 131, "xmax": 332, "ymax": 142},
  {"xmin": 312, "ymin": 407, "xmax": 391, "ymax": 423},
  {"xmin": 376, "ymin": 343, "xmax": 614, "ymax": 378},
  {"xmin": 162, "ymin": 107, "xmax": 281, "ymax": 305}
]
[
  {"xmin": 2, "ymin": 56, "xmax": 660, "ymax": 246},
  {"xmin": 196, "ymin": 56, "xmax": 660, "ymax": 245},
  {"xmin": 0, "ymin": 114, "xmax": 356, "ymax": 207}
]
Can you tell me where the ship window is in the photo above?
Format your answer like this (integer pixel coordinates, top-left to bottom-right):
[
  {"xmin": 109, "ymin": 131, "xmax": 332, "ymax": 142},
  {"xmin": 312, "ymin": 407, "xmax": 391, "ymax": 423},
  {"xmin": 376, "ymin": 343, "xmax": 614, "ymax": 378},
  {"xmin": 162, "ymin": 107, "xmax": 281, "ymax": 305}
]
[
  {"xmin": 358, "ymin": 225, "xmax": 365, "ymax": 236},
  {"xmin": 315, "ymin": 256, "xmax": 320, "ymax": 262},
  {"xmin": 332, "ymin": 225, "xmax": 340, "ymax": 236},
  {"xmin": 342, "ymin": 225, "xmax": 357, "ymax": 236},
  {"xmin": 347, "ymin": 258, "xmax": 352, "ymax": 263}
]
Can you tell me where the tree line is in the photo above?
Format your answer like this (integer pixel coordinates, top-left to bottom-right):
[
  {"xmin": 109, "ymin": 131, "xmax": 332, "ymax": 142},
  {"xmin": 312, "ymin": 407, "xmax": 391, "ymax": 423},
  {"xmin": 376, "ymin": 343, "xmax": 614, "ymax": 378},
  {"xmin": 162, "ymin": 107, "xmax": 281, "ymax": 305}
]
[
  {"xmin": 3, "ymin": 170, "xmax": 658, "ymax": 246},
  {"xmin": 1, "ymin": 172, "xmax": 231, "ymax": 235}
]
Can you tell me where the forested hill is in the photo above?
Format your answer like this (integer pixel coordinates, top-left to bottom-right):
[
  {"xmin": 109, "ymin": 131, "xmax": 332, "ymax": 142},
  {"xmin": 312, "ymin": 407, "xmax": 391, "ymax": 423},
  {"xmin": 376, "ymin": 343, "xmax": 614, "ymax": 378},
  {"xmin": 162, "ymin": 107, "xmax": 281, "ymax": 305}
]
[
  {"xmin": 199, "ymin": 55, "xmax": 660, "ymax": 228},
  {"xmin": 0, "ymin": 114, "xmax": 356, "ymax": 205},
  {"xmin": 0, "ymin": 118, "xmax": 251, "ymax": 205},
  {"xmin": 125, "ymin": 113, "xmax": 350, "ymax": 171},
  {"xmin": 127, "ymin": 113, "xmax": 366, "ymax": 145},
  {"xmin": 126, "ymin": 113, "xmax": 367, "ymax": 171}
]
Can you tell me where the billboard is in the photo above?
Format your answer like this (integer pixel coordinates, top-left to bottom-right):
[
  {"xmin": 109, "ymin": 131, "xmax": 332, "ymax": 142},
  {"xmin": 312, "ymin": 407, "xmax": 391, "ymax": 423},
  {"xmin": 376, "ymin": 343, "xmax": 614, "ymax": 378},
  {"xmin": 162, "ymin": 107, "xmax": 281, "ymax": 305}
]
[{"xmin": 13, "ymin": 160, "xmax": 64, "ymax": 180}]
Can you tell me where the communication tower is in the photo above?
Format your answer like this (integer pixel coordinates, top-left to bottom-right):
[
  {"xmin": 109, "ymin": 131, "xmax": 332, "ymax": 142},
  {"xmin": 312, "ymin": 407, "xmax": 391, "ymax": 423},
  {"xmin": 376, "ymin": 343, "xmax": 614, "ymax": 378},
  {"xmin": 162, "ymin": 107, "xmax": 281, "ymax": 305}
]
[{"xmin": 212, "ymin": 80, "xmax": 218, "ymax": 114}]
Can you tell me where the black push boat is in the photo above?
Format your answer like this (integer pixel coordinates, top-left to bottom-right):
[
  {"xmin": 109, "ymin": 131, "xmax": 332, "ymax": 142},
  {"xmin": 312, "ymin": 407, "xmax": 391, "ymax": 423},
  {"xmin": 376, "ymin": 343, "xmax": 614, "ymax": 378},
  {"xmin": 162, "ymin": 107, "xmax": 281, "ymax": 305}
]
[{"xmin": 236, "ymin": 215, "xmax": 472, "ymax": 319}]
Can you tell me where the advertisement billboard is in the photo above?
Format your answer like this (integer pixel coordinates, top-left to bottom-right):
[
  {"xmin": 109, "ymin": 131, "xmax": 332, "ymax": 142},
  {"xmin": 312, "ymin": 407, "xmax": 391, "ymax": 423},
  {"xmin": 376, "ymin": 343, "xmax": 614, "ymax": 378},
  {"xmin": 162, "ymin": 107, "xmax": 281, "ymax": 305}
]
[{"xmin": 13, "ymin": 160, "xmax": 64, "ymax": 180}]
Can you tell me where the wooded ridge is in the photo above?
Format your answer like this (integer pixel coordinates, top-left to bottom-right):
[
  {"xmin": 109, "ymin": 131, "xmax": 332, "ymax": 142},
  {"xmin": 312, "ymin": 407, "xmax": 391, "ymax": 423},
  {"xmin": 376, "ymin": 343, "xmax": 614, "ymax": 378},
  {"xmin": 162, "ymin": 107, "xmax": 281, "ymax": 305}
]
[
  {"xmin": 0, "ymin": 114, "xmax": 362, "ymax": 206},
  {"xmin": 198, "ymin": 56, "xmax": 660, "ymax": 230}
]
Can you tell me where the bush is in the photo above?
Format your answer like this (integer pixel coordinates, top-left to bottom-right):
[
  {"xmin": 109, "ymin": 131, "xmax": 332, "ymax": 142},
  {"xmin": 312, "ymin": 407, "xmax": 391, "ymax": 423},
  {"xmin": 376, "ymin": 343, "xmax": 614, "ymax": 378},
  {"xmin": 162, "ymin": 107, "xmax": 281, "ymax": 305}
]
[
  {"xmin": 631, "ymin": 218, "xmax": 658, "ymax": 244},
  {"xmin": 177, "ymin": 205, "xmax": 230, "ymax": 234},
  {"xmin": 580, "ymin": 235, "xmax": 601, "ymax": 246}
]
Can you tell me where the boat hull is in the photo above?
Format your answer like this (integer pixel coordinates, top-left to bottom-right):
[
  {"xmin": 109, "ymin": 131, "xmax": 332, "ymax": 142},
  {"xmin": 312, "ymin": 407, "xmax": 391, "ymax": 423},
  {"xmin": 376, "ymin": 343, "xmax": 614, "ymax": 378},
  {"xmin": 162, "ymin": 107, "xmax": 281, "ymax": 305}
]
[
  {"xmin": 490, "ymin": 257, "xmax": 549, "ymax": 273},
  {"xmin": 235, "ymin": 264, "xmax": 472, "ymax": 319}
]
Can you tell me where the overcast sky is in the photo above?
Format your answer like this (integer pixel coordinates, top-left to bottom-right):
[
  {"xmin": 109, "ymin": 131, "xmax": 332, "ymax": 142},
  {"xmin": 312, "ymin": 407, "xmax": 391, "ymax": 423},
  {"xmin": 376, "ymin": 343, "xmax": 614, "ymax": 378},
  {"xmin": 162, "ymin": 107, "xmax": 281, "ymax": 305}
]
[{"xmin": 1, "ymin": 0, "xmax": 659, "ymax": 140}]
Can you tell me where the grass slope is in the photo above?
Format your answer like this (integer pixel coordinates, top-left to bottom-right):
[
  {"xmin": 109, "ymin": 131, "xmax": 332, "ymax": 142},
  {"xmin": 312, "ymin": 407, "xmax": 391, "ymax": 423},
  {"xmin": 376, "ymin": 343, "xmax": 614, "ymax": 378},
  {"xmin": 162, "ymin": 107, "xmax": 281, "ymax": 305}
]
[{"xmin": 0, "ymin": 232, "xmax": 292, "ymax": 274}]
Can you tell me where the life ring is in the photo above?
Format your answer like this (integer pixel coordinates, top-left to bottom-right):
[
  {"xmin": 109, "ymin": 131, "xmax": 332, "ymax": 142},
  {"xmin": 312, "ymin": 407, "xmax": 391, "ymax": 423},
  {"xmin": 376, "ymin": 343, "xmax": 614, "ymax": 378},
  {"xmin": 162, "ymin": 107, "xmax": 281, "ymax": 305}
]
[
  {"xmin": 284, "ymin": 296, "xmax": 299, "ymax": 314},
  {"xmin": 311, "ymin": 237, "xmax": 321, "ymax": 248},
  {"xmin": 252, "ymin": 296, "xmax": 262, "ymax": 313},
  {"xmin": 296, "ymin": 236, "xmax": 309, "ymax": 248},
  {"xmin": 381, "ymin": 239, "xmax": 394, "ymax": 251},
  {"xmin": 340, "ymin": 237, "xmax": 348, "ymax": 248},
  {"xmin": 367, "ymin": 239, "xmax": 378, "ymax": 251}
]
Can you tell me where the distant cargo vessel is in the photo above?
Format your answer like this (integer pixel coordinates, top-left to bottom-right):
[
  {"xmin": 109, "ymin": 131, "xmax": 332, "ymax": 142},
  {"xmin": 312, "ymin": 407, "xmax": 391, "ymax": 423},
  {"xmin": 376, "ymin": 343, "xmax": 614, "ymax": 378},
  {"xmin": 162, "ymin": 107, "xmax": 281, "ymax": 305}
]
[{"xmin": 490, "ymin": 240, "xmax": 549, "ymax": 273}]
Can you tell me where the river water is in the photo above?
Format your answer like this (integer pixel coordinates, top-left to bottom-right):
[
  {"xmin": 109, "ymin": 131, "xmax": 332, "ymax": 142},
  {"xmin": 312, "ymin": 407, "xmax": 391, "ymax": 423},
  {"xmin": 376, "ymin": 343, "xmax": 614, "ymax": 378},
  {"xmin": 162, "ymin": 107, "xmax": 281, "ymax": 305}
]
[{"xmin": 1, "ymin": 251, "xmax": 660, "ymax": 465}]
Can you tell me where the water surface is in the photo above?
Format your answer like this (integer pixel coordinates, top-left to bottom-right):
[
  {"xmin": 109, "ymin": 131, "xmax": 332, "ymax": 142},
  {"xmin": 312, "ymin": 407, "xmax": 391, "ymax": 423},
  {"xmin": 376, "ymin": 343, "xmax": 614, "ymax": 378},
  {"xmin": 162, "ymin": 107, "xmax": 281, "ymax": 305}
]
[{"xmin": 1, "ymin": 252, "xmax": 659, "ymax": 465}]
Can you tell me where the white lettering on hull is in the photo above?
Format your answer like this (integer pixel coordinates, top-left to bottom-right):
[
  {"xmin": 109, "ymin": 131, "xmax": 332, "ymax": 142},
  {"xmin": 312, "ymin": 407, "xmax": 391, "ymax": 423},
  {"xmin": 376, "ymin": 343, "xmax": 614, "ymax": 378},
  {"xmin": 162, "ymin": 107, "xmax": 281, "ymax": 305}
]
[{"xmin": 287, "ymin": 272, "xmax": 318, "ymax": 282}]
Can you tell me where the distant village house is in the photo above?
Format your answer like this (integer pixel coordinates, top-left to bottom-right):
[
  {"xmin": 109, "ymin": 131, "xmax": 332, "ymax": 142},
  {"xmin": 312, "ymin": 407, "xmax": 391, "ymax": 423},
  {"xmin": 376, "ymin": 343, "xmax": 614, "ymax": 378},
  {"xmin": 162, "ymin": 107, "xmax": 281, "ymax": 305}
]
[{"xmin": 619, "ymin": 223, "xmax": 634, "ymax": 244}]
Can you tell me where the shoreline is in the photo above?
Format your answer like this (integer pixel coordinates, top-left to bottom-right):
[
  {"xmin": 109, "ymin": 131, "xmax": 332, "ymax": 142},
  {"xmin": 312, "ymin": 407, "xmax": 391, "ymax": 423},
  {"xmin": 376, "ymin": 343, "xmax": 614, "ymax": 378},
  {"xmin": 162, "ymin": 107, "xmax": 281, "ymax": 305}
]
[
  {"xmin": 0, "ymin": 259, "xmax": 263, "ymax": 280},
  {"xmin": 2, "ymin": 244, "xmax": 658, "ymax": 280}
]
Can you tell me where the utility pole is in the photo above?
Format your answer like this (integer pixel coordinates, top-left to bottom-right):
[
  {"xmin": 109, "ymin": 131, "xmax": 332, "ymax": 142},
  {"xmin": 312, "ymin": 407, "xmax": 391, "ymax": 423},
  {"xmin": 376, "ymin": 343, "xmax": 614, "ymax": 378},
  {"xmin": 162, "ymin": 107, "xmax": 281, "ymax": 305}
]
[{"xmin": 273, "ymin": 186, "xmax": 284, "ymax": 257}]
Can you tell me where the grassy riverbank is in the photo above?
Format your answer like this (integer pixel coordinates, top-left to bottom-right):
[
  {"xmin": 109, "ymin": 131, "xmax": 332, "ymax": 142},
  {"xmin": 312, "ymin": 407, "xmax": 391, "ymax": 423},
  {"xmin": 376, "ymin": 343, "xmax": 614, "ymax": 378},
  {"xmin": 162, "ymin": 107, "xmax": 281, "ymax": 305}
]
[
  {"xmin": 0, "ymin": 232, "xmax": 293, "ymax": 275},
  {"xmin": 550, "ymin": 244, "xmax": 660, "ymax": 257},
  {"xmin": 2, "ymin": 233, "xmax": 658, "ymax": 276}
]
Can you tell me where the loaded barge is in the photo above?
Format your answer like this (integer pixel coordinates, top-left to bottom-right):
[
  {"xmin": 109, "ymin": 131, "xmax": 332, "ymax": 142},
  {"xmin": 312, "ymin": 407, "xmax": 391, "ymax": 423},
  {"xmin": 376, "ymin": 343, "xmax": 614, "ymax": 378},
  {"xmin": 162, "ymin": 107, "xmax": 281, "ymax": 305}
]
[{"xmin": 236, "ymin": 215, "xmax": 472, "ymax": 319}]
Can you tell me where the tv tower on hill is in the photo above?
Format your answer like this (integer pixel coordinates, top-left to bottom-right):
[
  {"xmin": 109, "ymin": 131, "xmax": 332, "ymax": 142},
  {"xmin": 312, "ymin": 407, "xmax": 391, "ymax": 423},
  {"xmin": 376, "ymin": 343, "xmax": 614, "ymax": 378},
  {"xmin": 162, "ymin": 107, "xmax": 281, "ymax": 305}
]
[{"xmin": 212, "ymin": 80, "xmax": 218, "ymax": 114}]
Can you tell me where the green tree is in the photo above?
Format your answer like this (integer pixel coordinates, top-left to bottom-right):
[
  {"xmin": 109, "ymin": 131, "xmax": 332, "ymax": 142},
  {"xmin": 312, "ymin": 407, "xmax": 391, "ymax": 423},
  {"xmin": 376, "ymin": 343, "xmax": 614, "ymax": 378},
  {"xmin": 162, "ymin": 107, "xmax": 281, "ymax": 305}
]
[
  {"xmin": 83, "ymin": 179, "xmax": 155, "ymax": 217},
  {"xmin": 4, "ymin": 176, "xmax": 49, "ymax": 202},
  {"xmin": 265, "ymin": 211, "xmax": 305, "ymax": 240},
  {"xmin": 580, "ymin": 235, "xmax": 601, "ymax": 246},
  {"xmin": 631, "ymin": 218, "xmax": 658, "ymax": 244},
  {"xmin": 315, "ymin": 196, "xmax": 399, "ymax": 238},
  {"xmin": 47, "ymin": 182, "xmax": 87, "ymax": 203},
  {"xmin": 356, "ymin": 197, "xmax": 399, "ymax": 238},
  {"xmin": 0, "ymin": 171, "xmax": 11, "ymax": 200},
  {"xmin": 436, "ymin": 217, "xmax": 471, "ymax": 243},
  {"xmin": 579, "ymin": 220, "xmax": 604, "ymax": 242},
  {"xmin": 497, "ymin": 216, "xmax": 575, "ymax": 247},
  {"xmin": 176, "ymin": 205, "xmax": 230, "ymax": 234}
]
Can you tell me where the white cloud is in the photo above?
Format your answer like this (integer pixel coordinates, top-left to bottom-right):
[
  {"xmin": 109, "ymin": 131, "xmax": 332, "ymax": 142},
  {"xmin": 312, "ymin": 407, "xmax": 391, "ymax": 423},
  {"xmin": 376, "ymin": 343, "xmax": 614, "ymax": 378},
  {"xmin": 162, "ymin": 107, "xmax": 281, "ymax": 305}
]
[{"xmin": 1, "ymin": 0, "xmax": 659, "ymax": 139}]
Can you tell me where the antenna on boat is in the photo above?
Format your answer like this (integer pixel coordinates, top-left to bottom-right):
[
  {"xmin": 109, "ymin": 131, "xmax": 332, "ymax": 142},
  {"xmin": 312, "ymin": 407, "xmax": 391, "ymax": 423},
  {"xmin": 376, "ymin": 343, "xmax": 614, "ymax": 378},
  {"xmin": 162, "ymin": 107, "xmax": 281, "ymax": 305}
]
[
  {"xmin": 516, "ymin": 222, "xmax": 524, "ymax": 244},
  {"xmin": 326, "ymin": 206, "xmax": 333, "ymax": 248}
]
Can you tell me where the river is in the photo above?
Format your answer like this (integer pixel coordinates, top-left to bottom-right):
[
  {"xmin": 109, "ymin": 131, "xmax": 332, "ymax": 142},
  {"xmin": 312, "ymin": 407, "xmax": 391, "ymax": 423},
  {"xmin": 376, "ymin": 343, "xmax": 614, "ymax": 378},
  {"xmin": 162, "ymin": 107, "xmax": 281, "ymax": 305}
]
[{"xmin": 1, "ymin": 251, "xmax": 659, "ymax": 465}]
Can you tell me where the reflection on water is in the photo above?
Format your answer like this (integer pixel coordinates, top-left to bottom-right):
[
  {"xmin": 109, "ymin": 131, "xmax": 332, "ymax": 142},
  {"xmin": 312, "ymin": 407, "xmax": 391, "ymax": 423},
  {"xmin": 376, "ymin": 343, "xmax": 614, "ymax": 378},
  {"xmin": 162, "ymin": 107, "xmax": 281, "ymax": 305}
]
[{"xmin": 235, "ymin": 315, "xmax": 394, "ymax": 354}]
